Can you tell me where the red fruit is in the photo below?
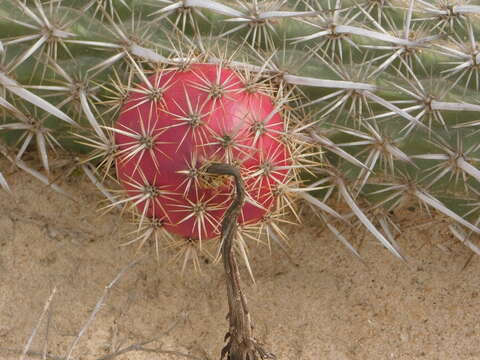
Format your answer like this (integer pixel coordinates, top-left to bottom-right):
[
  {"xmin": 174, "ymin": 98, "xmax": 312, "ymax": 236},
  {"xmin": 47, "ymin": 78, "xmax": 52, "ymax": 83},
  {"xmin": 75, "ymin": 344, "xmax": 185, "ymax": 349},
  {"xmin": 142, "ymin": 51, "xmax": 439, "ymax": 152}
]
[{"xmin": 115, "ymin": 64, "xmax": 290, "ymax": 240}]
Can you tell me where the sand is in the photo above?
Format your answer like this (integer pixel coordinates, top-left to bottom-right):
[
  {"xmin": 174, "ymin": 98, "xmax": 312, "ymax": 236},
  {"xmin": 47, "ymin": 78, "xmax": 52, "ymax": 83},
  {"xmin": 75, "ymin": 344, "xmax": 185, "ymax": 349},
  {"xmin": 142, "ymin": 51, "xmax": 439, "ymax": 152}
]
[{"xmin": 1, "ymin": 161, "xmax": 479, "ymax": 360}]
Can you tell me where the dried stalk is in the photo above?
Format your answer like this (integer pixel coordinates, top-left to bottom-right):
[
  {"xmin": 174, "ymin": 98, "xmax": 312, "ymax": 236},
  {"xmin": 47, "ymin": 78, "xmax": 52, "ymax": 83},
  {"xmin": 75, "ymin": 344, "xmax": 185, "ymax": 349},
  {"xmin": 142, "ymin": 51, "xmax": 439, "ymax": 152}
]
[{"xmin": 206, "ymin": 163, "xmax": 275, "ymax": 360}]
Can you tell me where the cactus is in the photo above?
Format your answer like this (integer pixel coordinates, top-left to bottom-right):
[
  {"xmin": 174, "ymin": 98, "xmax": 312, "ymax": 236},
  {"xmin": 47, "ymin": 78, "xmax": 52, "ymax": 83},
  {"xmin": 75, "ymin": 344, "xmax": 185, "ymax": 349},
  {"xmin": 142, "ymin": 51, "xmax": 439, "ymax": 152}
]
[
  {"xmin": 113, "ymin": 63, "xmax": 292, "ymax": 242},
  {"xmin": 1, "ymin": 0, "xmax": 479, "ymax": 258},
  {"xmin": 1, "ymin": 0, "xmax": 480, "ymax": 356}
]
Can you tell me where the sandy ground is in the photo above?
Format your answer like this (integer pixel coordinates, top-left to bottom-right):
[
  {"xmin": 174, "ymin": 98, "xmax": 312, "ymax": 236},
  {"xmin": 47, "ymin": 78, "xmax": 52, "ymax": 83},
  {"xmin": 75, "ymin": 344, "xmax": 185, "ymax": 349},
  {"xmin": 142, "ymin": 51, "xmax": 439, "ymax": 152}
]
[{"xmin": 1, "ymin": 161, "xmax": 480, "ymax": 360}]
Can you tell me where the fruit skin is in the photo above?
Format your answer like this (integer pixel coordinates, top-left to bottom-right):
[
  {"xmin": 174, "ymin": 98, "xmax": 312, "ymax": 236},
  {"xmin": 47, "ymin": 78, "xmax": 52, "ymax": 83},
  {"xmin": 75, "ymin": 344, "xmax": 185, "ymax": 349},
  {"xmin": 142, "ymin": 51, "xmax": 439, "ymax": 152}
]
[{"xmin": 114, "ymin": 63, "xmax": 290, "ymax": 240}]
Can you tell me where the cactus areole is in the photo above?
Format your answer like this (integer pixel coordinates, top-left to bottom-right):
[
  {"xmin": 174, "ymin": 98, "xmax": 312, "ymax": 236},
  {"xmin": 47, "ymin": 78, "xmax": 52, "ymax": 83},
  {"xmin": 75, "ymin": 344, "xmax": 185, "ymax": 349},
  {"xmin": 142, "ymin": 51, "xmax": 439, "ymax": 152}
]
[{"xmin": 114, "ymin": 63, "xmax": 290, "ymax": 241}]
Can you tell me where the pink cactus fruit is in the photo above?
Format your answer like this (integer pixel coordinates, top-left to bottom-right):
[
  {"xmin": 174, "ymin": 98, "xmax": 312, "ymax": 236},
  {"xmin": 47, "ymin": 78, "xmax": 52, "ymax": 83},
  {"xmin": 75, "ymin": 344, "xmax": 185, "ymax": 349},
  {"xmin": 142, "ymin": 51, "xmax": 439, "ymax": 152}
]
[{"xmin": 114, "ymin": 64, "xmax": 290, "ymax": 241}]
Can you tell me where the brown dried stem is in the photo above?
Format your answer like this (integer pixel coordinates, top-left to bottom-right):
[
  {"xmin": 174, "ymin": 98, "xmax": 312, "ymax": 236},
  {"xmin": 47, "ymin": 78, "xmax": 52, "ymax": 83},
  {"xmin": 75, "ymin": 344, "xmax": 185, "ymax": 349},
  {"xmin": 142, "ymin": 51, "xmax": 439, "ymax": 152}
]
[{"xmin": 206, "ymin": 163, "xmax": 275, "ymax": 360}]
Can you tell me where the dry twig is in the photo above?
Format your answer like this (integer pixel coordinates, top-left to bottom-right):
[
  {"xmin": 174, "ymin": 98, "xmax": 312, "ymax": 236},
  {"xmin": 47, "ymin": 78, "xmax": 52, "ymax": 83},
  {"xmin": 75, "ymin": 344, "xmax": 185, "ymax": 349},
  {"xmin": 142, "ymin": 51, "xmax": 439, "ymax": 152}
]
[
  {"xmin": 1, "ymin": 257, "xmax": 201, "ymax": 360},
  {"xmin": 20, "ymin": 287, "xmax": 57, "ymax": 360},
  {"xmin": 206, "ymin": 163, "xmax": 275, "ymax": 360}
]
